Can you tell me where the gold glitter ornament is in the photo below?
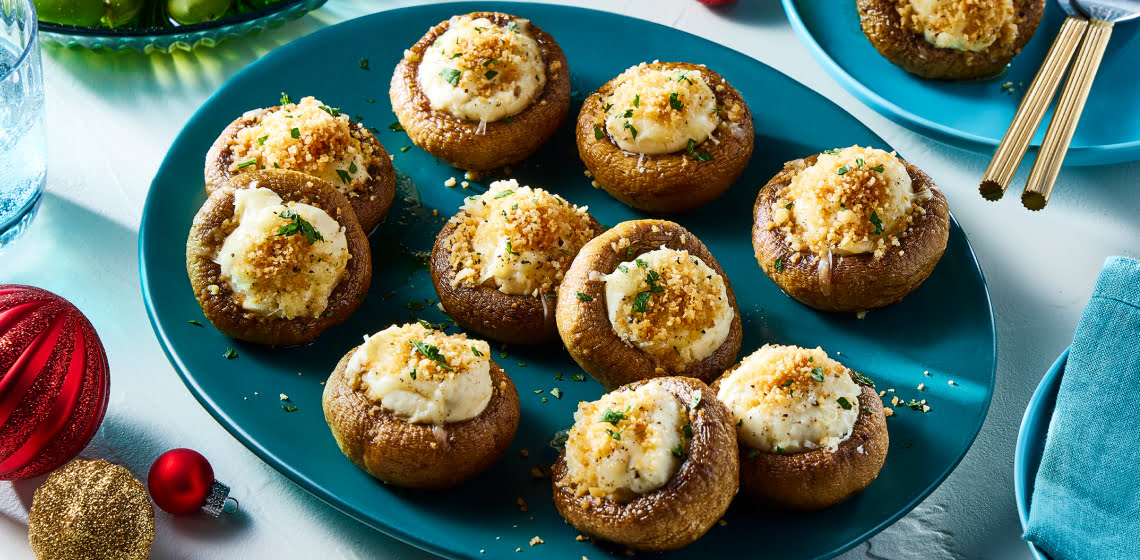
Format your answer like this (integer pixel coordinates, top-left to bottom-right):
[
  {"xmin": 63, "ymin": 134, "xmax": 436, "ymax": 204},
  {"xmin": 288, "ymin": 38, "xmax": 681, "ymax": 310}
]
[{"xmin": 28, "ymin": 459, "xmax": 155, "ymax": 560}]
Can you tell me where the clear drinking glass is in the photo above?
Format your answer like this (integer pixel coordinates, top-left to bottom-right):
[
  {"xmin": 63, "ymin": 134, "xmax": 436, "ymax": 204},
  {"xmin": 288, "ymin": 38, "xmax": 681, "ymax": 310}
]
[{"xmin": 0, "ymin": 0, "xmax": 45, "ymax": 253}]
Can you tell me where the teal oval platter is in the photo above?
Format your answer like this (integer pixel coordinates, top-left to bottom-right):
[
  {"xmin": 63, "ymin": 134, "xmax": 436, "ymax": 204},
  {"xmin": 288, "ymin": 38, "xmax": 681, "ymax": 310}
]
[
  {"xmin": 783, "ymin": 0, "xmax": 1140, "ymax": 166},
  {"xmin": 1014, "ymin": 349, "xmax": 1068, "ymax": 560},
  {"xmin": 139, "ymin": 3, "xmax": 997, "ymax": 559}
]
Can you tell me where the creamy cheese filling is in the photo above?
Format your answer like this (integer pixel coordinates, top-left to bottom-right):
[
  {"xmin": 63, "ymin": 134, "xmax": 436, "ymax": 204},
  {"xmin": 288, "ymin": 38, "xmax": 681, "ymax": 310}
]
[
  {"xmin": 216, "ymin": 187, "xmax": 349, "ymax": 319},
  {"xmin": 602, "ymin": 63, "xmax": 719, "ymax": 155},
  {"xmin": 445, "ymin": 179, "xmax": 596, "ymax": 297},
  {"xmin": 768, "ymin": 146, "xmax": 924, "ymax": 259},
  {"xmin": 346, "ymin": 323, "xmax": 493, "ymax": 425},
  {"xmin": 563, "ymin": 381, "xmax": 686, "ymax": 500},
  {"xmin": 900, "ymin": 0, "xmax": 1017, "ymax": 52},
  {"xmin": 417, "ymin": 15, "xmax": 547, "ymax": 123},
  {"xmin": 603, "ymin": 248, "xmax": 733, "ymax": 370},
  {"xmin": 717, "ymin": 345, "xmax": 861, "ymax": 454},
  {"xmin": 230, "ymin": 96, "xmax": 373, "ymax": 196}
]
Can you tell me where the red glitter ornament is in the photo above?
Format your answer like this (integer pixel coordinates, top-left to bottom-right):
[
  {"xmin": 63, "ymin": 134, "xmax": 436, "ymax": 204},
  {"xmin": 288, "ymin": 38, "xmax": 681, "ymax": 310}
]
[
  {"xmin": 148, "ymin": 449, "xmax": 232, "ymax": 516},
  {"xmin": 0, "ymin": 285, "xmax": 110, "ymax": 480}
]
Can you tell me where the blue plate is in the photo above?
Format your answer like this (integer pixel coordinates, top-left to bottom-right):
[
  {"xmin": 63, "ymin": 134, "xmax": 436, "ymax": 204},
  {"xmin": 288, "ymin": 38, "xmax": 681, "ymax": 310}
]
[
  {"xmin": 1014, "ymin": 349, "xmax": 1069, "ymax": 560},
  {"xmin": 784, "ymin": 0, "xmax": 1140, "ymax": 166},
  {"xmin": 139, "ymin": 3, "xmax": 997, "ymax": 559}
]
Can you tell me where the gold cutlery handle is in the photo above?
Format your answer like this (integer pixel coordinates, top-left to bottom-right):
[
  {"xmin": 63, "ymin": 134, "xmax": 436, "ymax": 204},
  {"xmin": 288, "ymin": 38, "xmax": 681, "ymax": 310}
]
[
  {"xmin": 1022, "ymin": 19, "xmax": 1114, "ymax": 210},
  {"xmin": 980, "ymin": 16, "xmax": 1088, "ymax": 201}
]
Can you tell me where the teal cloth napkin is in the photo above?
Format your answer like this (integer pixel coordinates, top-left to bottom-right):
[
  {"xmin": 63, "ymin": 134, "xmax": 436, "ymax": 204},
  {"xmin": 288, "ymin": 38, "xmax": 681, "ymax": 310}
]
[{"xmin": 1026, "ymin": 256, "xmax": 1140, "ymax": 559}]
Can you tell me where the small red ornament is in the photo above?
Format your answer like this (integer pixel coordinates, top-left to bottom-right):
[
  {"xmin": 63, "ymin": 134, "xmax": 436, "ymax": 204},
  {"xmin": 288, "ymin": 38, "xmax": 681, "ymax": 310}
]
[
  {"xmin": 0, "ymin": 285, "xmax": 110, "ymax": 480},
  {"xmin": 696, "ymin": 0, "xmax": 737, "ymax": 5},
  {"xmin": 148, "ymin": 448, "xmax": 232, "ymax": 516}
]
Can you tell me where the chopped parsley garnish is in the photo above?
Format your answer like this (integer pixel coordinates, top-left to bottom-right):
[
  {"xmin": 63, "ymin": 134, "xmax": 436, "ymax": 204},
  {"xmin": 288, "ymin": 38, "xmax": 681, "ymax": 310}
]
[
  {"xmin": 776, "ymin": 446, "xmax": 786, "ymax": 455},
  {"xmin": 319, "ymin": 105, "xmax": 340, "ymax": 117},
  {"xmin": 388, "ymin": 121, "xmax": 405, "ymax": 132},
  {"xmin": 507, "ymin": 21, "xmax": 518, "ymax": 32},
  {"xmin": 869, "ymin": 211, "xmax": 884, "ymax": 236},
  {"xmin": 617, "ymin": 264, "xmax": 628, "ymax": 273},
  {"xmin": 417, "ymin": 318, "xmax": 447, "ymax": 331},
  {"xmin": 626, "ymin": 247, "xmax": 634, "ymax": 258},
  {"xmin": 693, "ymin": 151, "xmax": 714, "ymax": 162},
  {"xmin": 554, "ymin": 372, "xmax": 563, "ymax": 381},
  {"xmin": 282, "ymin": 405, "xmax": 298, "ymax": 413},
  {"xmin": 494, "ymin": 189, "xmax": 514, "ymax": 199},
  {"xmin": 450, "ymin": 52, "xmax": 463, "ymax": 59},
  {"xmin": 359, "ymin": 58, "xmax": 370, "ymax": 70},
  {"xmin": 594, "ymin": 125, "xmax": 604, "ymax": 140},
  {"xmin": 410, "ymin": 339, "xmax": 454, "ymax": 371},
  {"xmin": 599, "ymin": 406, "xmax": 630, "ymax": 425},
  {"xmin": 276, "ymin": 209, "xmax": 325, "ymax": 245},
  {"xmin": 441, "ymin": 68, "xmax": 461, "ymax": 86},
  {"xmin": 810, "ymin": 367, "xmax": 825, "ymax": 382},
  {"xmin": 785, "ymin": 201, "xmax": 794, "ymax": 210},
  {"xmin": 747, "ymin": 449, "xmax": 762, "ymax": 458},
  {"xmin": 280, "ymin": 92, "xmax": 290, "ymax": 105},
  {"xmin": 558, "ymin": 248, "xmax": 572, "ymax": 256},
  {"xmin": 336, "ymin": 169, "xmax": 352, "ymax": 184},
  {"xmin": 837, "ymin": 396, "xmax": 852, "ymax": 410},
  {"xmin": 635, "ymin": 258, "xmax": 648, "ymax": 268},
  {"xmin": 483, "ymin": 59, "xmax": 498, "ymax": 66},
  {"xmin": 672, "ymin": 443, "xmax": 684, "ymax": 457},
  {"xmin": 222, "ymin": 348, "xmax": 238, "ymax": 359},
  {"xmin": 837, "ymin": 166, "xmax": 849, "ymax": 175},
  {"xmin": 906, "ymin": 399, "xmax": 925, "ymax": 411},
  {"xmin": 349, "ymin": 161, "xmax": 357, "ymax": 174},
  {"xmin": 576, "ymin": 291, "xmax": 593, "ymax": 301},
  {"xmin": 856, "ymin": 158, "xmax": 865, "ymax": 168},
  {"xmin": 505, "ymin": 241, "xmax": 519, "ymax": 255},
  {"xmin": 484, "ymin": 70, "xmax": 499, "ymax": 80},
  {"xmin": 188, "ymin": 320, "xmax": 203, "ymax": 327},
  {"xmin": 677, "ymin": 72, "xmax": 692, "ymax": 85},
  {"xmin": 409, "ymin": 367, "xmax": 417, "ymax": 380},
  {"xmin": 862, "ymin": 407, "xmax": 873, "ymax": 415},
  {"xmin": 669, "ymin": 92, "xmax": 684, "ymax": 111},
  {"xmin": 607, "ymin": 428, "xmax": 622, "ymax": 441},
  {"xmin": 690, "ymin": 393, "xmax": 702, "ymax": 409},
  {"xmin": 290, "ymin": 127, "xmax": 300, "ymax": 139},
  {"xmin": 571, "ymin": 373, "xmax": 587, "ymax": 382},
  {"xmin": 851, "ymin": 371, "xmax": 875, "ymax": 387},
  {"xmin": 682, "ymin": 424, "xmax": 693, "ymax": 438},
  {"xmin": 257, "ymin": 135, "xmax": 268, "ymax": 145},
  {"xmin": 471, "ymin": 346, "xmax": 483, "ymax": 357},
  {"xmin": 624, "ymin": 121, "xmax": 638, "ymax": 139},
  {"xmin": 622, "ymin": 109, "xmax": 634, "ymax": 118},
  {"xmin": 823, "ymin": 148, "xmax": 842, "ymax": 155},
  {"xmin": 235, "ymin": 158, "xmax": 258, "ymax": 169},
  {"xmin": 686, "ymin": 138, "xmax": 697, "ymax": 154},
  {"xmin": 871, "ymin": 165, "xmax": 885, "ymax": 172},
  {"xmin": 781, "ymin": 379, "xmax": 794, "ymax": 387},
  {"xmin": 633, "ymin": 94, "xmax": 640, "ymax": 107},
  {"xmin": 631, "ymin": 291, "xmax": 651, "ymax": 313},
  {"xmin": 774, "ymin": 256, "xmax": 784, "ymax": 272},
  {"xmin": 604, "ymin": 103, "xmax": 613, "ymax": 113}
]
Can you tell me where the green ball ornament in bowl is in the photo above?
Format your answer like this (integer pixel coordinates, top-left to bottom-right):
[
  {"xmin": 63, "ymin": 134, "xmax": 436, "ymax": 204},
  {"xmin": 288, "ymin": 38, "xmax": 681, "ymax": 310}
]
[{"xmin": 35, "ymin": 0, "xmax": 328, "ymax": 53}]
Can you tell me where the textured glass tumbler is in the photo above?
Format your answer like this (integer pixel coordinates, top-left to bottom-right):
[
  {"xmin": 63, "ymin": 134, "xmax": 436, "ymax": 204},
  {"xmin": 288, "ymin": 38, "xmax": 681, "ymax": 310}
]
[{"xmin": 0, "ymin": 0, "xmax": 45, "ymax": 253}]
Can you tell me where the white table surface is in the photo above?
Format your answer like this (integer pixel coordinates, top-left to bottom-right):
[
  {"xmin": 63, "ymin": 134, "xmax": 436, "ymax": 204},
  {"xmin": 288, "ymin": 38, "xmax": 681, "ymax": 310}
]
[{"xmin": 2, "ymin": 0, "xmax": 1137, "ymax": 558}]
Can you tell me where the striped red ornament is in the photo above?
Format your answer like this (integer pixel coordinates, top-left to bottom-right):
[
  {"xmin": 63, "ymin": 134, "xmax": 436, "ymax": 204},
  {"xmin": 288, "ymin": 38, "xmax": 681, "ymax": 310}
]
[{"xmin": 0, "ymin": 285, "xmax": 109, "ymax": 480}]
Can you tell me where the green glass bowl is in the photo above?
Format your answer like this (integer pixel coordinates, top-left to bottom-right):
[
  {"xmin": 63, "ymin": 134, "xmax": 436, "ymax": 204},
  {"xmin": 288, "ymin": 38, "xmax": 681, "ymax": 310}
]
[{"xmin": 37, "ymin": 0, "xmax": 328, "ymax": 54}]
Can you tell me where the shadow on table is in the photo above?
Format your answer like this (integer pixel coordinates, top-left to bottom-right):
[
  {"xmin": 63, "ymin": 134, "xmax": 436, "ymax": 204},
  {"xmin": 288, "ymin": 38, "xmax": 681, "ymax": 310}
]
[{"xmin": 699, "ymin": 0, "xmax": 788, "ymax": 28}]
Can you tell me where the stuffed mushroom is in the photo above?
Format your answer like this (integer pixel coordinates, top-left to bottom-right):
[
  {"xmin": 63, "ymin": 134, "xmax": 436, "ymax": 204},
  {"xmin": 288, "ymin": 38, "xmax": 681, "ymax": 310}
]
[
  {"xmin": 576, "ymin": 61, "xmax": 754, "ymax": 214},
  {"xmin": 430, "ymin": 179, "xmax": 603, "ymax": 344},
  {"xmin": 186, "ymin": 169, "xmax": 371, "ymax": 346},
  {"xmin": 322, "ymin": 322, "xmax": 520, "ymax": 489},
  {"xmin": 711, "ymin": 344, "xmax": 888, "ymax": 510},
  {"xmin": 752, "ymin": 146, "xmax": 949, "ymax": 313},
  {"xmin": 390, "ymin": 11, "xmax": 571, "ymax": 171},
  {"xmin": 205, "ymin": 95, "xmax": 397, "ymax": 232},
  {"xmin": 557, "ymin": 220, "xmax": 742, "ymax": 390},
  {"xmin": 551, "ymin": 376, "xmax": 738, "ymax": 551},
  {"xmin": 858, "ymin": 0, "xmax": 1046, "ymax": 80}
]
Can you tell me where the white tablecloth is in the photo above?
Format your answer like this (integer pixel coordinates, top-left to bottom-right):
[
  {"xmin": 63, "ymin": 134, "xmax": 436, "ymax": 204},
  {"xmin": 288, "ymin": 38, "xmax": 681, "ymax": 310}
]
[{"xmin": 2, "ymin": 1, "xmax": 1137, "ymax": 558}]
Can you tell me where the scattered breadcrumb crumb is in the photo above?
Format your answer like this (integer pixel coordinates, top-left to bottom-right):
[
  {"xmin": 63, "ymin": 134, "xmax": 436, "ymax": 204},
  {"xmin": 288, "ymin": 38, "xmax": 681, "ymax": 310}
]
[
  {"xmin": 891, "ymin": 396, "xmax": 900, "ymax": 407},
  {"xmin": 445, "ymin": 177, "xmax": 457, "ymax": 187},
  {"xmin": 948, "ymin": 380, "xmax": 957, "ymax": 386},
  {"xmin": 433, "ymin": 209, "xmax": 439, "ymax": 217},
  {"xmin": 887, "ymin": 388, "xmax": 895, "ymax": 393},
  {"xmin": 529, "ymin": 536, "xmax": 544, "ymax": 546},
  {"xmin": 879, "ymin": 390, "xmax": 886, "ymax": 397},
  {"xmin": 718, "ymin": 519, "xmax": 727, "ymax": 526},
  {"xmin": 922, "ymin": 405, "xmax": 931, "ymax": 412},
  {"xmin": 884, "ymin": 408, "xmax": 894, "ymax": 417},
  {"xmin": 917, "ymin": 383, "xmax": 925, "ymax": 391},
  {"xmin": 461, "ymin": 181, "xmax": 470, "ymax": 188},
  {"xmin": 924, "ymin": 370, "xmax": 930, "ymax": 376},
  {"xmin": 575, "ymin": 535, "xmax": 588, "ymax": 542},
  {"xmin": 279, "ymin": 393, "xmax": 289, "ymax": 401},
  {"xmin": 520, "ymin": 449, "xmax": 529, "ymax": 457},
  {"xmin": 517, "ymin": 498, "xmax": 528, "ymax": 512}
]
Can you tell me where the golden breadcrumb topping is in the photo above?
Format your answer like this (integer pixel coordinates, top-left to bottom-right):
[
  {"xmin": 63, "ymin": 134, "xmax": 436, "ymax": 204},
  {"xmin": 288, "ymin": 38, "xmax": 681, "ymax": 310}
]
[
  {"xmin": 768, "ymin": 146, "xmax": 923, "ymax": 259},
  {"xmin": 602, "ymin": 63, "xmax": 719, "ymax": 155},
  {"xmin": 562, "ymin": 381, "xmax": 686, "ymax": 501},
  {"xmin": 417, "ymin": 15, "xmax": 548, "ymax": 122},
  {"xmin": 347, "ymin": 323, "xmax": 493, "ymax": 424},
  {"xmin": 604, "ymin": 248, "xmax": 733, "ymax": 370},
  {"xmin": 230, "ymin": 96, "xmax": 375, "ymax": 195},
  {"xmin": 446, "ymin": 179, "xmax": 596, "ymax": 297},
  {"xmin": 898, "ymin": 0, "xmax": 1017, "ymax": 52},
  {"xmin": 716, "ymin": 344, "xmax": 861, "ymax": 453}
]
